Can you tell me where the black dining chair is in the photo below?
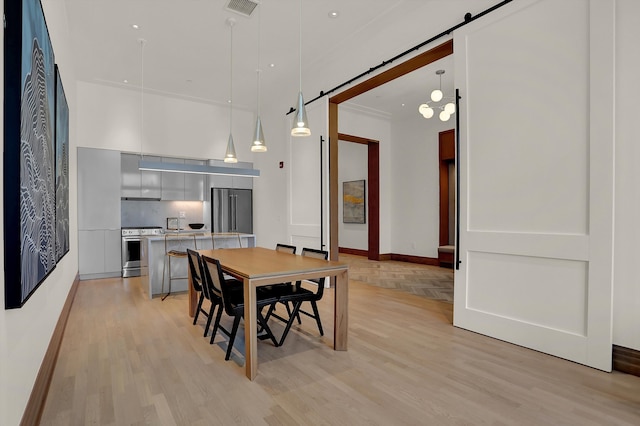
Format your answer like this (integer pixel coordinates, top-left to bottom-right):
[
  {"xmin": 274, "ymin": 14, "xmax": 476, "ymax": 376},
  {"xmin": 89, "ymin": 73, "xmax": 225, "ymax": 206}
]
[
  {"xmin": 201, "ymin": 255, "xmax": 280, "ymax": 360},
  {"xmin": 264, "ymin": 247, "xmax": 328, "ymax": 346},
  {"xmin": 276, "ymin": 243, "xmax": 296, "ymax": 254},
  {"xmin": 260, "ymin": 243, "xmax": 300, "ymax": 324},
  {"xmin": 265, "ymin": 244, "xmax": 296, "ymax": 290},
  {"xmin": 186, "ymin": 249, "xmax": 208, "ymax": 328}
]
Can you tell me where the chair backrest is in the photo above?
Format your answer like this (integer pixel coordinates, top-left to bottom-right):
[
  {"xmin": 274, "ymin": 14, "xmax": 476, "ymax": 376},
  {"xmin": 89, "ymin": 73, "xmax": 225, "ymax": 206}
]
[
  {"xmin": 301, "ymin": 247, "xmax": 329, "ymax": 295},
  {"xmin": 201, "ymin": 255, "xmax": 233, "ymax": 314},
  {"xmin": 275, "ymin": 243, "xmax": 296, "ymax": 254},
  {"xmin": 186, "ymin": 249, "xmax": 209, "ymax": 301}
]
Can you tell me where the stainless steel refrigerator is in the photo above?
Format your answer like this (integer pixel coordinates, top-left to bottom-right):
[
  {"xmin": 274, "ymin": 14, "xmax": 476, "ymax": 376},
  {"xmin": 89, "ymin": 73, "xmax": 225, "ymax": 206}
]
[{"xmin": 211, "ymin": 188, "xmax": 253, "ymax": 234}]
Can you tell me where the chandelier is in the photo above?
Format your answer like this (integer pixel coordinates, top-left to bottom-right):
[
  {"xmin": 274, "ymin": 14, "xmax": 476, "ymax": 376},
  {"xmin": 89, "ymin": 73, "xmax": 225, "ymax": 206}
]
[{"xmin": 418, "ymin": 69, "xmax": 456, "ymax": 122}]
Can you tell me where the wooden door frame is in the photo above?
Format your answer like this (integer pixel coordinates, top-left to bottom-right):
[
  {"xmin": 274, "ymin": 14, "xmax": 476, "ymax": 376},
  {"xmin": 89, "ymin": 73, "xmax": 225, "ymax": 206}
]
[
  {"xmin": 328, "ymin": 39, "xmax": 454, "ymax": 261},
  {"xmin": 439, "ymin": 129, "xmax": 455, "ymax": 246},
  {"xmin": 337, "ymin": 133, "xmax": 380, "ymax": 260}
]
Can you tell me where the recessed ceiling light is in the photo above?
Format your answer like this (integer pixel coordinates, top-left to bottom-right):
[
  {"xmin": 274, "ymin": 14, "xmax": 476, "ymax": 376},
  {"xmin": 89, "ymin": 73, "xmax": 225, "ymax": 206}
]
[
  {"xmin": 401, "ymin": 103, "xmax": 405, "ymax": 107},
  {"xmin": 123, "ymin": 79, "xmax": 128, "ymax": 83},
  {"xmin": 131, "ymin": 24, "xmax": 140, "ymax": 30},
  {"xmin": 269, "ymin": 63, "xmax": 275, "ymax": 68},
  {"xmin": 328, "ymin": 10, "xmax": 339, "ymax": 18}
]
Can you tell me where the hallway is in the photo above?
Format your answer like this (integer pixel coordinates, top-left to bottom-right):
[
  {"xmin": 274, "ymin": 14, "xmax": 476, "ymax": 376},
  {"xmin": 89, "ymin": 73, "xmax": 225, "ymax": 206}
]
[{"xmin": 340, "ymin": 254, "xmax": 454, "ymax": 303}]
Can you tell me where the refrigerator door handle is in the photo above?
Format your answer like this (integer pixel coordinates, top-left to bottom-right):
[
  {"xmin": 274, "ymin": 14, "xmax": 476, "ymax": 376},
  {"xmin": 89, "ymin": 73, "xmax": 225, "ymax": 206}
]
[
  {"xmin": 234, "ymin": 194, "xmax": 238, "ymax": 231},
  {"xmin": 228, "ymin": 193, "xmax": 234, "ymax": 232}
]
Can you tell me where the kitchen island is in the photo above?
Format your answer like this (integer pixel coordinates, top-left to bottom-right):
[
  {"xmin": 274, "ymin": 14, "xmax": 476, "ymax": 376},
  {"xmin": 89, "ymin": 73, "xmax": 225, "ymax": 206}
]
[{"xmin": 141, "ymin": 232, "xmax": 256, "ymax": 299}]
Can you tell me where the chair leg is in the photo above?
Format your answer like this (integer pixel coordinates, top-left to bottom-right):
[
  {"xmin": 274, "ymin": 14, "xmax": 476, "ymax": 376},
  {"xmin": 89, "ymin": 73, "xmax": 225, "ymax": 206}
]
[
  {"xmin": 193, "ymin": 293, "xmax": 205, "ymax": 325},
  {"xmin": 264, "ymin": 303, "xmax": 276, "ymax": 322},
  {"xmin": 210, "ymin": 304, "xmax": 224, "ymax": 344},
  {"xmin": 277, "ymin": 301, "xmax": 303, "ymax": 346},
  {"xmin": 225, "ymin": 315, "xmax": 242, "ymax": 360},
  {"xmin": 283, "ymin": 301, "xmax": 299, "ymax": 324},
  {"xmin": 310, "ymin": 301, "xmax": 324, "ymax": 336},
  {"xmin": 257, "ymin": 309, "xmax": 279, "ymax": 347},
  {"xmin": 203, "ymin": 301, "xmax": 216, "ymax": 337}
]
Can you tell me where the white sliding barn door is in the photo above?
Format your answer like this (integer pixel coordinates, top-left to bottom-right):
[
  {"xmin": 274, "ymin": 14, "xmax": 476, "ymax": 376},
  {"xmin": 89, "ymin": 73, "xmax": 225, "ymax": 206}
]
[
  {"xmin": 453, "ymin": 0, "xmax": 614, "ymax": 371},
  {"xmin": 287, "ymin": 97, "xmax": 329, "ymax": 253}
]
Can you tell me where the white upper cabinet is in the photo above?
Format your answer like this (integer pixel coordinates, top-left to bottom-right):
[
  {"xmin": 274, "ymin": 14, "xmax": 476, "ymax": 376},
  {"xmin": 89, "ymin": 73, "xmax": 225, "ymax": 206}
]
[
  {"xmin": 161, "ymin": 157, "xmax": 185, "ymax": 200},
  {"xmin": 160, "ymin": 157, "xmax": 206, "ymax": 201},
  {"xmin": 121, "ymin": 153, "xmax": 161, "ymax": 199},
  {"xmin": 208, "ymin": 159, "xmax": 253, "ymax": 190},
  {"xmin": 78, "ymin": 147, "xmax": 121, "ymax": 230},
  {"xmin": 184, "ymin": 159, "xmax": 206, "ymax": 201}
]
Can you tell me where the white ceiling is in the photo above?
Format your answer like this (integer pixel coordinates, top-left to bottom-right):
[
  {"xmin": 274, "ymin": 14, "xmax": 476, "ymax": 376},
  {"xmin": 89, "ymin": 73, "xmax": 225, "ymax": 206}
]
[{"xmin": 64, "ymin": 0, "xmax": 500, "ymax": 119}]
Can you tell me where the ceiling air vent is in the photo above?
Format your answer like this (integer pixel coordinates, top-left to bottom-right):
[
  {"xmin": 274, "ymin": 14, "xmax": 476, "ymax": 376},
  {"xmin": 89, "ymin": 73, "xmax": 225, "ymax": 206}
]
[{"xmin": 225, "ymin": 0, "xmax": 259, "ymax": 17}]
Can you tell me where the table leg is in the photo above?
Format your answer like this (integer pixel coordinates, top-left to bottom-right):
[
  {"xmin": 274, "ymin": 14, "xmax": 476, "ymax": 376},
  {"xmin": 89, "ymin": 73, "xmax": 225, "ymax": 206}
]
[
  {"xmin": 244, "ymin": 278, "xmax": 258, "ymax": 380},
  {"xmin": 334, "ymin": 269, "xmax": 348, "ymax": 351}
]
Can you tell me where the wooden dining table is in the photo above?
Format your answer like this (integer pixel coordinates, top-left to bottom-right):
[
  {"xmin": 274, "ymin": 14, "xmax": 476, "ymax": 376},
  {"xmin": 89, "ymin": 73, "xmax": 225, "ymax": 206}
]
[{"xmin": 191, "ymin": 247, "xmax": 349, "ymax": 380}]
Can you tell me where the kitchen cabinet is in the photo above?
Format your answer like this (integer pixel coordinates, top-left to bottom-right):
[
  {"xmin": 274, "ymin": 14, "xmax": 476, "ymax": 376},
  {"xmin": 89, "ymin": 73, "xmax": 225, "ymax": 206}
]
[
  {"xmin": 121, "ymin": 153, "xmax": 161, "ymax": 199},
  {"xmin": 141, "ymin": 158, "xmax": 162, "ymax": 199},
  {"xmin": 78, "ymin": 230, "xmax": 104, "ymax": 276},
  {"xmin": 78, "ymin": 147, "xmax": 123, "ymax": 279},
  {"xmin": 208, "ymin": 160, "xmax": 254, "ymax": 190},
  {"xmin": 78, "ymin": 229, "xmax": 121, "ymax": 279},
  {"xmin": 184, "ymin": 159, "xmax": 206, "ymax": 200},
  {"xmin": 78, "ymin": 147, "xmax": 121, "ymax": 230},
  {"xmin": 161, "ymin": 157, "xmax": 185, "ymax": 200},
  {"xmin": 208, "ymin": 159, "xmax": 233, "ymax": 188},
  {"xmin": 160, "ymin": 157, "xmax": 205, "ymax": 201},
  {"xmin": 121, "ymin": 153, "xmax": 141, "ymax": 198}
]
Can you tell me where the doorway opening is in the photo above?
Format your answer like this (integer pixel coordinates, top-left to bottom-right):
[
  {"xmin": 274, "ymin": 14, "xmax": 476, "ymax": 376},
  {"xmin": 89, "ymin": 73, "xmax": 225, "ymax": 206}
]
[
  {"xmin": 337, "ymin": 133, "xmax": 379, "ymax": 260},
  {"xmin": 328, "ymin": 39, "xmax": 454, "ymax": 262},
  {"xmin": 438, "ymin": 129, "xmax": 455, "ymax": 268}
]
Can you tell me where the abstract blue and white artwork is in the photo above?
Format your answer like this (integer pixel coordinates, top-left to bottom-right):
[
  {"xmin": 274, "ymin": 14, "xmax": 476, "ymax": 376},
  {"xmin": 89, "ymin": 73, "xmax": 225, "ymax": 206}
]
[
  {"xmin": 3, "ymin": 0, "xmax": 56, "ymax": 308},
  {"xmin": 55, "ymin": 66, "xmax": 69, "ymax": 262}
]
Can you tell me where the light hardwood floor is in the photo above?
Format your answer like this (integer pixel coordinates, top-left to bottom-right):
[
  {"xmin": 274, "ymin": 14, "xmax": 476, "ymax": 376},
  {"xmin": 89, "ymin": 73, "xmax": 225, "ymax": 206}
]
[
  {"xmin": 340, "ymin": 254, "xmax": 454, "ymax": 303},
  {"xmin": 40, "ymin": 262, "xmax": 640, "ymax": 425}
]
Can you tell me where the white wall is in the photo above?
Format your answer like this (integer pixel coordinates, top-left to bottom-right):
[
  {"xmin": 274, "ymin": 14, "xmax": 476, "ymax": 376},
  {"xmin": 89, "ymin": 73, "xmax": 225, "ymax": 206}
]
[
  {"xmin": 338, "ymin": 105, "xmax": 392, "ymax": 253},
  {"xmin": 249, "ymin": 105, "xmax": 289, "ymax": 250},
  {"xmin": 391, "ymin": 114, "xmax": 453, "ymax": 258},
  {"xmin": 613, "ymin": 0, "xmax": 640, "ymax": 352},
  {"xmin": 76, "ymin": 81, "xmax": 255, "ymax": 161},
  {"xmin": 337, "ymin": 104, "xmax": 451, "ymax": 259},
  {"xmin": 338, "ymin": 141, "xmax": 368, "ymax": 250},
  {"xmin": 0, "ymin": 1, "xmax": 79, "ymax": 425}
]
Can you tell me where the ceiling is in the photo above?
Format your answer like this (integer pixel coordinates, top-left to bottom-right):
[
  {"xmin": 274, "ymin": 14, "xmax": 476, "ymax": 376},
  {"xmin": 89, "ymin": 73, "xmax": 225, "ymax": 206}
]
[{"xmin": 64, "ymin": 0, "xmax": 500, "ymax": 120}]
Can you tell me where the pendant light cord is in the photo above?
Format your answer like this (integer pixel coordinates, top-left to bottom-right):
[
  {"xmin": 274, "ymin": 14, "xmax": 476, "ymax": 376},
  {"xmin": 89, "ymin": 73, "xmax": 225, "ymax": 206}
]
[
  {"xmin": 139, "ymin": 38, "xmax": 145, "ymax": 159},
  {"xmin": 298, "ymin": 0, "xmax": 302, "ymax": 93},
  {"xmin": 229, "ymin": 21, "xmax": 233, "ymax": 134},
  {"xmin": 256, "ymin": 2, "xmax": 261, "ymax": 116}
]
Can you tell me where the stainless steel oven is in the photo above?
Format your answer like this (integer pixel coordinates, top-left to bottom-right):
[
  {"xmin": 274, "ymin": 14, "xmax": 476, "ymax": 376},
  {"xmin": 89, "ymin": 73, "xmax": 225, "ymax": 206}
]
[{"xmin": 122, "ymin": 227, "xmax": 163, "ymax": 277}]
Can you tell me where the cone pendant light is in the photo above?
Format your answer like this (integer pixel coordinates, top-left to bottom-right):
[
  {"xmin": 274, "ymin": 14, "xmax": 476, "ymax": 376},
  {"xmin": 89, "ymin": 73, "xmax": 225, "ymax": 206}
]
[
  {"xmin": 224, "ymin": 18, "xmax": 238, "ymax": 163},
  {"xmin": 291, "ymin": 0, "xmax": 310, "ymax": 137},
  {"xmin": 252, "ymin": 115, "xmax": 266, "ymax": 152},
  {"xmin": 251, "ymin": 3, "xmax": 267, "ymax": 152}
]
